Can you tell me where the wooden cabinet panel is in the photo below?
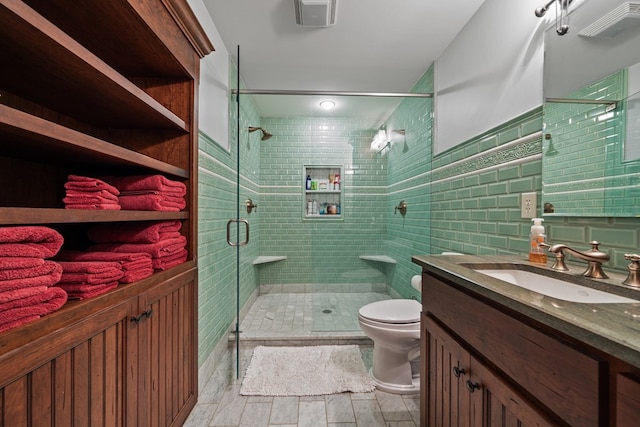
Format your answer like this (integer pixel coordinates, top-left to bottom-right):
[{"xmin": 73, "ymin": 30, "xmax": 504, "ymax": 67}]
[
  {"xmin": 0, "ymin": 297, "xmax": 134, "ymax": 427},
  {"xmin": 424, "ymin": 274, "xmax": 603, "ymax": 426},
  {"xmin": 616, "ymin": 373, "xmax": 640, "ymax": 427}
]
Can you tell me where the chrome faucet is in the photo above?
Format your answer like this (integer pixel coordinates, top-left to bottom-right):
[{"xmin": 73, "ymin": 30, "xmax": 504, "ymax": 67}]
[{"xmin": 544, "ymin": 241, "xmax": 610, "ymax": 279}]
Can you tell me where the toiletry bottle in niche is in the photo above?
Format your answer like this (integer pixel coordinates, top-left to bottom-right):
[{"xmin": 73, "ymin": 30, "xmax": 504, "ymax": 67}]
[
  {"xmin": 529, "ymin": 218, "xmax": 547, "ymax": 264},
  {"xmin": 306, "ymin": 174, "xmax": 311, "ymax": 190},
  {"xmin": 312, "ymin": 199, "xmax": 317, "ymax": 215}
]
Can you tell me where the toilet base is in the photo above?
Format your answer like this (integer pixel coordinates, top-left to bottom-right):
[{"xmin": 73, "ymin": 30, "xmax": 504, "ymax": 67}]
[{"xmin": 370, "ymin": 368, "xmax": 420, "ymax": 395}]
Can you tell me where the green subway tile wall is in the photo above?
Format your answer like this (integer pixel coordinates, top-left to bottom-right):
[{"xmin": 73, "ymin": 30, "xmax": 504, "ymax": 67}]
[{"xmin": 196, "ymin": 64, "xmax": 640, "ymax": 370}]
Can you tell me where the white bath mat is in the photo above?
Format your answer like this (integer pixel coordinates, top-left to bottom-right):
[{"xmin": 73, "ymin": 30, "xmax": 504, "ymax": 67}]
[{"xmin": 240, "ymin": 345, "xmax": 375, "ymax": 396}]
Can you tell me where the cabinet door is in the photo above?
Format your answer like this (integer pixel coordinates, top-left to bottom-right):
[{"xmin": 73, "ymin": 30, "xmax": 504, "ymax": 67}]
[
  {"xmin": 467, "ymin": 356, "xmax": 555, "ymax": 427},
  {"xmin": 424, "ymin": 316, "xmax": 472, "ymax": 426},
  {"xmin": 0, "ymin": 297, "xmax": 136, "ymax": 427},
  {"xmin": 131, "ymin": 268, "xmax": 198, "ymax": 427},
  {"xmin": 616, "ymin": 373, "xmax": 640, "ymax": 426}
]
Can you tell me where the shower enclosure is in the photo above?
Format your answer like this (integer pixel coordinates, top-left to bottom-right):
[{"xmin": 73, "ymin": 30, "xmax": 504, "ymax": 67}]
[{"xmin": 227, "ymin": 50, "xmax": 434, "ymax": 376}]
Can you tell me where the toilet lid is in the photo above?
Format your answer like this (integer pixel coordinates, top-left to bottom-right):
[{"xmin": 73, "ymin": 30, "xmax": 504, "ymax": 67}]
[{"xmin": 358, "ymin": 299, "xmax": 421, "ymax": 324}]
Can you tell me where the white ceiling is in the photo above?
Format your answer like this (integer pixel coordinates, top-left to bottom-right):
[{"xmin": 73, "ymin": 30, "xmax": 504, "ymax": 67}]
[{"xmin": 202, "ymin": 0, "xmax": 486, "ymax": 122}]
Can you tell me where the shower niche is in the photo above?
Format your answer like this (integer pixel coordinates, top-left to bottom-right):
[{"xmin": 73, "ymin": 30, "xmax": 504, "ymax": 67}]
[{"xmin": 303, "ymin": 165, "xmax": 343, "ymax": 219}]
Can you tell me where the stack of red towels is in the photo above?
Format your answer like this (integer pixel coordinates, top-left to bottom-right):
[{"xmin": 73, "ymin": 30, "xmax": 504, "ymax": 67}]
[
  {"xmin": 55, "ymin": 261, "xmax": 124, "ymax": 299},
  {"xmin": 0, "ymin": 226, "xmax": 68, "ymax": 333},
  {"xmin": 103, "ymin": 174, "xmax": 187, "ymax": 211},
  {"xmin": 87, "ymin": 220, "xmax": 187, "ymax": 271},
  {"xmin": 56, "ymin": 250, "xmax": 153, "ymax": 284},
  {"xmin": 63, "ymin": 175, "xmax": 121, "ymax": 210}
]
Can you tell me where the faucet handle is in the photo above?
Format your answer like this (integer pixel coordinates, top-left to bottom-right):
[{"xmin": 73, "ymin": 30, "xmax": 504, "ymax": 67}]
[
  {"xmin": 623, "ymin": 254, "xmax": 640, "ymax": 287},
  {"xmin": 541, "ymin": 242, "xmax": 570, "ymax": 271}
]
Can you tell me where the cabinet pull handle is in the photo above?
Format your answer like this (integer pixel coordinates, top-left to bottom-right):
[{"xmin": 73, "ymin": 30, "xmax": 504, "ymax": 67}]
[
  {"xmin": 466, "ymin": 380, "xmax": 480, "ymax": 393},
  {"xmin": 453, "ymin": 366, "xmax": 466, "ymax": 378},
  {"xmin": 130, "ymin": 309, "xmax": 153, "ymax": 324}
]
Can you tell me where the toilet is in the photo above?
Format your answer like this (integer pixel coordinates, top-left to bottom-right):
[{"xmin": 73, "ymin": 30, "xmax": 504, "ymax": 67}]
[{"xmin": 358, "ymin": 298, "xmax": 421, "ymax": 394}]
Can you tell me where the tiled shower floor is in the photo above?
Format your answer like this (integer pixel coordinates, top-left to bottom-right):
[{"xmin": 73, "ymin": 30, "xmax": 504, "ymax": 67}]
[{"xmin": 231, "ymin": 292, "xmax": 391, "ymax": 346}]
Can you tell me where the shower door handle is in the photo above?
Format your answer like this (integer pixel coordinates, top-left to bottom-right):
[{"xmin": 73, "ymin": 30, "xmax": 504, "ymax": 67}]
[{"xmin": 226, "ymin": 219, "xmax": 250, "ymax": 246}]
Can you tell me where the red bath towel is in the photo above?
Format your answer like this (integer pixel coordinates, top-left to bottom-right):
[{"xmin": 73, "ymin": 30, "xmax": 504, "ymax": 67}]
[
  {"xmin": 88, "ymin": 236, "xmax": 187, "ymax": 259},
  {"xmin": 0, "ymin": 260, "xmax": 66, "ymax": 281},
  {"xmin": 118, "ymin": 195, "xmax": 186, "ymax": 212},
  {"xmin": 55, "ymin": 251, "xmax": 153, "ymax": 284},
  {"xmin": 120, "ymin": 267, "xmax": 154, "ymax": 283},
  {"xmin": 64, "ymin": 189, "xmax": 119, "ymax": 201},
  {"xmin": 152, "ymin": 248, "xmax": 188, "ymax": 271},
  {"xmin": 0, "ymin": 257, "xmax": 44, "ymax": 270},
  {"xmin": 64, "ymin": 175, "xmax": 120, "ymax": 195},
  {"xmin": 60, "ymin": 270, "xmax": 124, "ymax": 285},
  {"xmin": 103, "ymin": 175, "xmax": 186, "ymax": 195},
  {"xmin": 87, "ymin": 220, "xmax": 182, "ymax": 244},
  {"xmin": 0, "ymin": 286, "xmax": 48, "ymax": 304},
  {"xmin": 65, "ymin": 203, "xmax": 121, "ymax": 210},
  {"xmin": 0, "ymin": 286, "xmax": 68, "ymax": 332},
  {"xmin": 0, "ymin": 262, "xmax": 63, "ymax": 292},
  {"xmin": 0, "ymin": 226, "xmax": 64, "ymax": 258},
  {"xmin": 57, "ymin": 282, "xmax": 118, "ymax": 300},
  {"xmin": 58, "ymin": 261, "xmax": 122, "ymax": 274},
  {"xmin": 63, "ymin": 195, "xmax": 120, "ymax": 205},
  {"xmin": 0, "ymin": 285, "xmax": 68, "ymax": 312}
]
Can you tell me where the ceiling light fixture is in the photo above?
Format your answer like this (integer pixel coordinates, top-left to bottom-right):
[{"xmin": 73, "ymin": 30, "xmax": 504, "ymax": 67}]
[{"xmin": 319, "ymin": 100, "xmax": 335, "ymax": 110}]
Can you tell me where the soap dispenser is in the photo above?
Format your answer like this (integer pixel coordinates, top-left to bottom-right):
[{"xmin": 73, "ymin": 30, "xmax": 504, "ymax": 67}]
[{"xmin": 529, "ymin": 218, "xmax": 547, "ymax": 264}]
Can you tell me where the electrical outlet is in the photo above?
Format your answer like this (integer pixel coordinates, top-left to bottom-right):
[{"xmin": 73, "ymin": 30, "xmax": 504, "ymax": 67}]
[{"xmin": 521, "ymin": 192, "xmax": 537, "ymax": 218}]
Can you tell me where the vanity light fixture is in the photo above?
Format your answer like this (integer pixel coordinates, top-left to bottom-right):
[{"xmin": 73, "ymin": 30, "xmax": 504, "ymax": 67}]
[
  {"xmin": 535, "ymin": 0, "xmax": 573, "ymax": 35},
  {"xmin": 319, "ymin": 100, "xmax": 335, "ymax": 110}
]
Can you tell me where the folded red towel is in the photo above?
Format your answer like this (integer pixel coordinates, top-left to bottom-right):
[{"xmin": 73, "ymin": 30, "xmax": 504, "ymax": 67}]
[
  {"xmin": 0, "ymin": 260, "xmax": 65, "ymax": 281},
  {"xmin": 87, "ymin": 220, "xmax": 182, "ymax": 244},
  {"xmin": 0, "ymin": 262, "xmax": 63, "ymax": 292},
  {"xmin": 63, "ymin": 195, "xmax": 120, "ymax": 205},
  {"xmin": 60, "ymin": 270, "xmax": 124, "ymax": 285},
  {"xmin": 88, "ymin": 236, "xmax": 187, "ymax": 259},
  {"xmin": 0, "ymin": 257, "xmax": 44, "ymax": 270},
  {"xmin": 0, "ymin": 286, "xmax": 48, "ymax": 304},
  {"xmin": 0, "ymin": 287, "xmax": 68, "ymax": 332},
  {"xmin": 64, "ymin": 189, "xmax": 119, "ymax": 201},
  {"xmin": 152, "ymin": 248, "xmax": 188, "ymax": 271},
  {"xmin": 55, "ymin": 251, "xmax": 153, "ymax": 284},
  {"xmin": 64, "ymin": 175, "xmax": 120, "ymax": 195},
  {"xmin": 120, "ymin": 267, "xmax": 154, "ymax": 283},
  {"xmin": 58, "ymin": 261, "xmax": 122, "ymax": 274},
  {"xmin": 118, "ymin": 195, "xmax": 186, "ymax": 212},
  {"xmin": 0, "ymin": 315, "xmax": 41, "ymax": 333},
  {"xmin": 0, "ymin": 226, "xmax": 64, "ymax": 258},
  {"xmin": 57, "ymin": 282, "xmax": 118, "ymax": 300},
  {"xmin": 103, "ymin": 175, "xmax": 186, "ymax": 195},
  {"xmin": 65, "ymin": 203, "xmax": 121, "ymax": 210},
  {"xmin": 0, "ymin": 285, "xmax": 67, "ymax": 312}
]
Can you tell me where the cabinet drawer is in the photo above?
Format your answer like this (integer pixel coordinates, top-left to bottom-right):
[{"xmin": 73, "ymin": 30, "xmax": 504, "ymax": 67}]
[
  {"xmin": 424, "ymin": 274, "xmax": 603, "ymax": 427},
  {"xmin": 616, "ymin": 373, "xmax": 640, "ymax": 427}
]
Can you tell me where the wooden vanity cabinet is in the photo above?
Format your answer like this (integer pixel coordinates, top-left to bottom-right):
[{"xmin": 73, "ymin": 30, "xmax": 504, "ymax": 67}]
[
  {"xmin": 615, "ymin": 373, "xmax": 640, "ymax": 427},
  {"xmin": 421, "ymin": 272, "xmax": 604, "ymax": 426},
  {"xmin": 0, "ymin": 0, "xmax": 212, "ymax": 425}
]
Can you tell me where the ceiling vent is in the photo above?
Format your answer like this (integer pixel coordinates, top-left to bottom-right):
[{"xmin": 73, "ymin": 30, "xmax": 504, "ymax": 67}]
[
  {"xmin": 579, "ymin": 2, "xmax": 640, "ymax": 38},
  {"xmin": 294, "ymin": 0, "xmax": 337, "ymax": 27}
]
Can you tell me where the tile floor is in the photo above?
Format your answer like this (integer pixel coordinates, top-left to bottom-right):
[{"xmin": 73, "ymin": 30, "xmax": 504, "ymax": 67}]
[{"xmin": 184, "ymin": 292, "xmax": 420, "ymax": 426}]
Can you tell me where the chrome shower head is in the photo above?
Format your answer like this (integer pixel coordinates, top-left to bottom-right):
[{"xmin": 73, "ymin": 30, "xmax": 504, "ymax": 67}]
[{"xmin": 248, "ymin": 126, "xmax": 273, "ymax": 141}]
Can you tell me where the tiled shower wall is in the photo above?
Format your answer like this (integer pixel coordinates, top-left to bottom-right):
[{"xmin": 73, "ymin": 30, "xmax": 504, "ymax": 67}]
[{"xmin": 256, "ymin": 116, "xmax": 390, "ymax": 289}]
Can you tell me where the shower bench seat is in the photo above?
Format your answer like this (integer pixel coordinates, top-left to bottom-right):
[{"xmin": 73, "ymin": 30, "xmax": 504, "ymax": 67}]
[{"xmin": 253, "ymin": 256, "xmax": 287, "ymax": 265}]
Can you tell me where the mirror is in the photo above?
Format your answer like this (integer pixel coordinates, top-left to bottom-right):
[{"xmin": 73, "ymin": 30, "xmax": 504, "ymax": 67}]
[{"xmin": 542, "ymin": 0, "xmax": 640, "ymax": 216}]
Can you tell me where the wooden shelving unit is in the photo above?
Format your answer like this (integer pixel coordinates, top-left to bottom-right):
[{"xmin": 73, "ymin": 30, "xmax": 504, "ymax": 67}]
[{"xmin": 0, "ymin": 0, "xmax": 213, "ymax": 425}]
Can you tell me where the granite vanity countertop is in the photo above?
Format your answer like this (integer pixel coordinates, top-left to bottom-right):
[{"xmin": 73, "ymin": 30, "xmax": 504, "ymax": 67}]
[{"xmin": 412, "ymin": 254, "xmax": 640, "ymax": 369}]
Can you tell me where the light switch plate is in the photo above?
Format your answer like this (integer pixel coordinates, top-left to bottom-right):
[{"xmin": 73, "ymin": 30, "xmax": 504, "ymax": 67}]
[{"xmin": 521, "ymin": 192, "xmax": 537, "ymax": 218}]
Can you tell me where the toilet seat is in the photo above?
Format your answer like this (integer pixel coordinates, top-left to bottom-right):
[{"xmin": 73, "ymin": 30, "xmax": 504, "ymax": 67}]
[{"xmin": 358, "ymin": 299, "xmax": 421, "ymax": 324}]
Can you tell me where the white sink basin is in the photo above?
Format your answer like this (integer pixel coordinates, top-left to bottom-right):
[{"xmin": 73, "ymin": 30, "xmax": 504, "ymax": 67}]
[{"xmin": 475, "ymin": 269, "xmax": 637, "ymax": 303}]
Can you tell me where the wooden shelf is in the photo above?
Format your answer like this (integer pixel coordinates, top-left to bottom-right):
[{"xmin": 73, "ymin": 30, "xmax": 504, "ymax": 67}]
[
  {"xmin": 0, "ymin": 208, "xmax": 189, "ymax": 225},
  {"xmin": 0, "ymin": 105, "xmax": 189, "ymax": 178},
  {"xmin": 0, "ymin": 1, "xmax": 187, "ymax": 130}
]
